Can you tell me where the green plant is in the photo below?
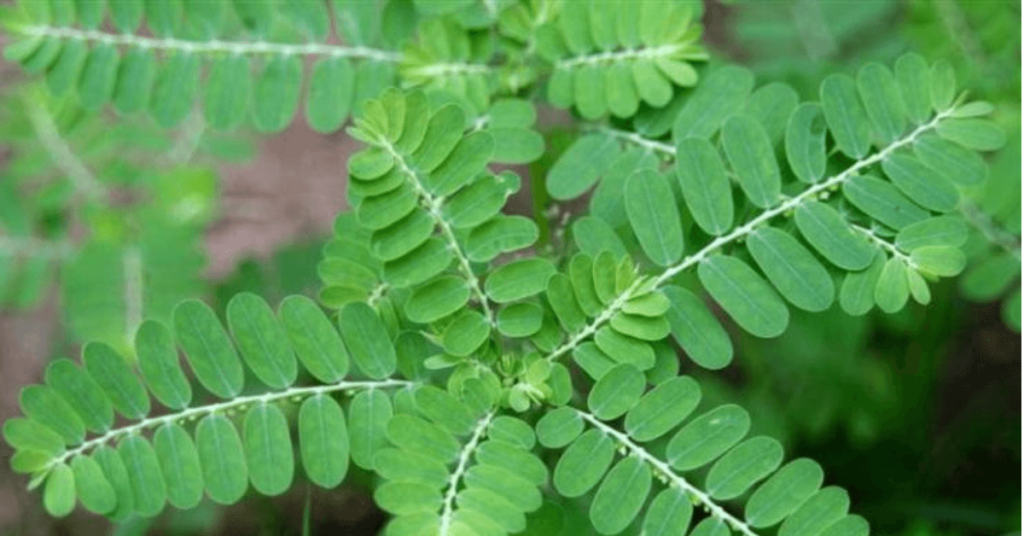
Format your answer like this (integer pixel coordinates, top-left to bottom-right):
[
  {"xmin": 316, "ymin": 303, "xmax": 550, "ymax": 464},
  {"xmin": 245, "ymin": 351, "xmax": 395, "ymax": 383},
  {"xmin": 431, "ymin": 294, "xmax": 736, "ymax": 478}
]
[{"xmin": 0, "ymin": 1, "xmax": 1011, "ymax": 535}]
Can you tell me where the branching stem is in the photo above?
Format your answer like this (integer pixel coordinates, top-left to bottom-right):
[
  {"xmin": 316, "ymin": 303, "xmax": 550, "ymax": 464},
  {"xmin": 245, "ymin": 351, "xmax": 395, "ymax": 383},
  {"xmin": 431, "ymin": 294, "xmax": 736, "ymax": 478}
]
[
  {"xmin": 576, "ymin": 410, "xmax": 758, "ymax": 536},
  {"xmin": 438, "ymin": 412, "xmax": 495, "ymax": 536}
]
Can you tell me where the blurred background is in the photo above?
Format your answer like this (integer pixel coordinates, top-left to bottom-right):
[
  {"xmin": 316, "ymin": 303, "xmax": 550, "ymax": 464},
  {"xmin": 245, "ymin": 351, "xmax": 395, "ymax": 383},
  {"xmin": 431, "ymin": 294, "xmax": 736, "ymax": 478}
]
[{"xmin": 0, "ymin": 0, "xmax": 1020, "ymax": 535}]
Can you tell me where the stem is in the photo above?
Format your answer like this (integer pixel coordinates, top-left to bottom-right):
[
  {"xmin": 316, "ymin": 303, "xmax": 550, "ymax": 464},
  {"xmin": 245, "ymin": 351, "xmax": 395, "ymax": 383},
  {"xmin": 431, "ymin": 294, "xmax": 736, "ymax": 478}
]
[
  {"xmin": 0, "ymin": 236, "xmax": 72, "ymax": 260},
  {"xmin": 545, "ymin": 108, "xmax": 957, "ymax": 362},
  {"xmin": 24, "ymin": 96, "xmax": 106, "ymax": 202},
  {"xmin": 851, "ymin": 224, "xmax": 915, "ymax": 267},
  {"xmin": 438, "ymin": 412, "xmax": 495, "ymax": 536},
  {"xmin": 576, "ymin": 410, "xmax": 758, "ymax": 536},
  {"xmin": 960, "ymin": 200, "xmax": 1022, "ymax": 260},
  {"xmin": 24, "ymin": 25, "xmax": 401, "ymax": 62},
  {"xmin": 598, "ymin": 127, "xmax": 676, "ymax": 156},
  {"xmin": 376, "ymin": 137, "xmax": 495, "ymax": 325},
  {"xmin": 49, "ymin": 379, "xmax": 414, "ymax": 468},
  {"xmin": 557, "ymin": 44, "xmax": 687, "ymax": 69}
]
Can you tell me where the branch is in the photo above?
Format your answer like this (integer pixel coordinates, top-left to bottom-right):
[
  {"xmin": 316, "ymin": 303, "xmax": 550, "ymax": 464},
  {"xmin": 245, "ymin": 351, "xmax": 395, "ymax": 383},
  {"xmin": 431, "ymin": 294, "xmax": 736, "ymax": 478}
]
[
  {"xmin": 439, "ymin": 412, "xmax": 495, "ymax": 536},
  {"xmin": 48, "ymin": 378, "xmax": 414, "ymax": 468},
  {"xmin": 24, "ymin": 96, "xmax": 106, "ymax": 202},
  {"xmin": 575, "ymin": 410, "xmax": 758, "ymax": 536},
  {"xmin": 851, "ymin": 224, "xmax": 914, "ymax": 267},
  {"xmin": 960, "ymin": 200, "xmax": 1022, "ymax": 260},
  {"xmin": 557, "ymin": 44, "xmax": 687, "ymax": 69}
]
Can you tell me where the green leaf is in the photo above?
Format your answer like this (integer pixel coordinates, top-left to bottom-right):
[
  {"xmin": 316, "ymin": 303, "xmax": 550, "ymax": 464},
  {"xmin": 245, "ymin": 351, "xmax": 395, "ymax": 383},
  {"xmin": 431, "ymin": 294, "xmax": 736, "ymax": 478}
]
[
  {"xmin": 44, "ymin": 358, "xmax": 112, "ymax": 434},
  {"xmin": 587, "ymin": 364, "xmax": 644, "ymax": 420},
  {"xmin": 722, "ymin": 114, "xmax": 782, "ymax": 208},
  {"xmin": 666, "ymin": 404, "xmax": 750, "ymax": 470},
  {"xmin": 929, "ymin": 60, "xmax": 956, "ymax": 111},
  {"xmin": 895, "ymin": 53, "xmax": 932, "ymax": 125},
  {"xmin": 936, "ymin": 118, "xmax": 1006, "ymax": 151},
  {"xmin": 497, "ymin": 303, "xmax": 544, "ymax": 337},
  {"xmin": 427, "ymin": 131, "xmax": 495, "ymax": 197},
  {"xmin": 464, "ymin": 464, "xmax": 541, "ymax": 512},
  {"xmin": 896, "ymin": 217, "xmax": 967, "ymax": 250},
  {"xmin": 625, "ymin": 169, "xmax": 684, "ymax": 266},
  {"xmin": 672, "ymin": 65, "xmax": 754, "ymax": 140},
  {"xmin": 489, "ymin": 127, "xmax": 545, "ymax": 164},
  {"xmin": 745, "ymin": 82, "xmax": 800, "ymax": 142},
  {"xmin": 786, "ymin": 103, "xmax": 828, "ymax": 184},
  {"xmin": 913, "ymin": 134, "xmax": 988, "ymax": 187},
  {"xmin": 706, "ymin": 436, "xmax": 783, "ymax": 499},
  {"xmin": 573, "ymin": 343, "xmax": 618, "ymax": 381},
  {"xmin": 405, "ymin": 275, "xmax": 471, "ymax": 323},
  {"xmin": 135, "ymin": 320, "xmax": 191, "ymax": 410},
  {"xmin": 874, "ymin": 258, "xmax": 909, "ymax": 313},
  {"xmin": 594, "ymin": 327, "xmax": 655, "ymax": 369},
  {"xmin": 93, "ymin": 446, "xmax": 134, "ymax": 520},
  {"xmin": 386, "ymin": 414, "xmax": 459, "ymax": 463},
  {"xmin": 195, "ymin": 414, "xmax": 248, "ymax": 505},
  {"xmin": 306, "ymin": 56, "xmax": 354, "ymax": 133},
  {"xmin": 553, "ymin": 429, "xmax": 616, "ymax": 497},
  {"xmin": 698, "ymin": 256, "xmax": 789, "ymax": 338},
  {"xmin": 278, "ymin": 295, "xmax": 349, "ymax": 384},
  {"xmin": 536, "ymin": 407, "xmax": 584, "ymax": 449},
  {"xmin": 150, "ymin": 52, "xmax": 200, "ymax": 128},
  {"xmin": 113, "ymin": 47, "xmax": 156, "ymax": 115},
  {"xmin": 843, "ymin": 175, "xmax": 929, "ymax": 230},
  {"xmin": 375, "ymin": 482, "xmax": 442, "ymax": 516},
  {"xmin": 44, "ymin": 463, "xmax": 75, "ymax": 518},
  {"xmin": 961, "ymin": 253, "xmax": 1021, "ymax": 301},
  {"xmin": 609, "ymin": 312, "xmax": 670, "ymax": 341},
  {"xmin": 349, "ymin": 389, "xmax": 393, "ymax": 470},
  {"xmin": 674, "ymin": 137, "xmax": 733, "ymax": 236},
  {"xmin": 839, "ymin": 252, "xmax": 885, "ymax": 316},
  {"xmin": 820, "ymin": 74, "xmax": 871, "ymax": 158},
  {"xmin": 203, "ymin": 55, "xmax": 251, "ymax": 131},
  {"xmin": 575, "ymin": 64, "xmax": 607, "ymax": 120},
  {"xmin": 488, "ymin": 416, "xmax": 536, "ymax": 450},
  {"xmin": 662, "ymin": 285, "xmax": 732, "ymax": 369},
  {"xmin": 3, "ymin": 418, "xmax": 65, "ymax": 457},
  {"xmin": 173, "ymin": 300, "xmax": 244, "ymax": 399},
  {"xmin": 821, "ymin": 516, "xmax": 870, "ymax": 536},
  {"xmin": 778, "ymin": 487, "xmax": 850, "ymax": 536},
  {"xmin": 624, "ymin": 376, "xmax": 701, "ymax": 442},
  {"xmin": 46, "ymin": 40, "xmax": 87, "ymax": 97},
  {"xmin": 370, "ymin": 210, "xmax": 434, "ymax": 261},
  {"xmin": 384, "ymin": 238, "xmax": 452, "ymax": 288},
  {"xmin": 911, "ymin": 246, "xmax": 966, "ymax": 277},
  {"xmin": 485, "ymin": 258, "xmax": 556, "ymax": 303},
  {"xmin": 338, "ymin": 301, "xmax": 397, "ymax": 379},
  {"xmin": 299, "ymin": 394, "xmax": 349, "ymax": 488},
  {"xmin": 856, "ymin": 62, "xmax": 906, "ymax": 142},
  {"xmin": 881, "ymin": 154, "xmax": 958, "ymax": 212},
  {"xmin": 153, "ymin": 423, "xmax": 203, "ymax": 510},
  {"xmin": 547, "ymin": 273, "xmax": 587, "ymax": 333},
  {"xmin": 20, "ymin": 385, "xmax": 85, "ymax": 446},
  {"xmin": 443, "ymin": 172, "xmax": 518, "ymax": 229},
  {"xmin": 467, "ymin": 216, "xmax": 539, "ymax": 262},
  {"xmin": 547, "ymin": 134, "xmax": 620, "ymax": 201},
  {"xmin": 411, "ymin": 104, "xmax": 465, "ymax": 172},
  {"xmin": 794, "ymin": 201, "xmax": 876, "ymax": 270},
  {"xmin": 590, "ymin": 149, "xmax": 659, "ymax": 230},
  {"xmin": 243, "ymin": 404, "xmax": 294, "ymax": 496},
  {"xmin": 70, "ymin": 454, "xmax": 116, "ymax": 515},
  {"xmin": 573, "ymin": 216, "xmax": 628, "ymax": 258},
  {"xmin": 227, "ymin": 293, "xmax": 297, "ymax": 389},
  {"xmin": 642, "ymin": 488, "xmax": 693, "ymax": 536},
  {"xmin": 253, "ymin": 55, "xmax": 303, "ymax": 133},
  {"xmin": 415, "ymin": 385, "xmax": 476, "ymax": 435},
  {"xmin": 590, "ymin": 455, "xmax": 652, "ymax": 535},
  {"xmin": 606, "ymin": 62, "xmax": 641, "ymax": 118},
  {"xmin": 374, "ymin": 447, "xmax": 449, "ymax": 488},
  {"xmin": 118, "ymin": 435, "xmax": 166, "ymax": 516},
  {"xmin": 747, "ymin": 227, "xmax": 835, "ymax": 312},
  {"xmin": 745, "ymin": 458, "xmax": 825, "ymax": 528},
  {"xmin": 76, "ymin": 44, "xmax": 118, "ymax": 111}
]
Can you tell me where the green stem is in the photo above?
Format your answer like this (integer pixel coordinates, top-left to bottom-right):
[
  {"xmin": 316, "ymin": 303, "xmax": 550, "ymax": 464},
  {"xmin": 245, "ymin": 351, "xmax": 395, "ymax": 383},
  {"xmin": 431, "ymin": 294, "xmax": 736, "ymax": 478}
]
[{"xmin": 438, "ymin": 412, "xmax": 495, "ymax": 536}]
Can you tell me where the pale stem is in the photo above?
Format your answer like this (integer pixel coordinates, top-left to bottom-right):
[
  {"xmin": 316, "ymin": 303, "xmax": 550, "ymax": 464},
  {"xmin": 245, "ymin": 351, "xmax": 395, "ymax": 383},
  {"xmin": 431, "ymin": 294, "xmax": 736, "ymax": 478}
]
[
  {"xmin": 438, "ymin": 412, "xmax": 495, "ymax": 536},
  {"xmin": 24, "ymin": 96, "xmax": 106, "ymax": 201}
]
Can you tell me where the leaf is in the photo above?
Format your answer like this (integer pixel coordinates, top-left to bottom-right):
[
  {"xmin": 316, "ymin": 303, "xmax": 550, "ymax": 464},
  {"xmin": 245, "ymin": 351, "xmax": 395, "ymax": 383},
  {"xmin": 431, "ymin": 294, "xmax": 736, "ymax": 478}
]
[
  {"xmin": 794, "ymin": 201, "xmax": 877, "ymax": 270},
  {"xmin": 590, "ymin": 455, "xmax": 652, "ymax": 535},
  {"xmin": 173, "ymin": 300, "xmax": 245, "ymax": 399},
  {"xmin": 411, "ymin": 104, "xmax": 465, "ymax": 172},
  {"xmin": 299, "ymin": 394, "xmax": 349, "ymax": 488},
  {"xmin": 747, "ymin": 227, "xmax": 835, "ymax": 312},
  {"xmin": 547, "ymin": 274, "xmax": 587, "ymax": 333},
  {"xmin": 306, "ymin": 57, "xmax": 355, "ymax": 133},
  {"xmin": 536, "ymin": 407, "xmax": 584, "ymax": 449},
  {"xmin": 384, "ymin": 238, "xmax": 452, "ymax": 288},
  {"xmin": 674, "ymin": 138, "xmax": 733, "ymax": 236},
  {"xmin": 606, "ymin": 62, "xmax": 641, "ymax": 118},
  {"xmin": 467, "ymin": 216, "xmax": 539, "ymax": 262},
  {"xmin": 464, "ymin": 465, "xmax": 541, "ymax": 512},
  {"xmin": 244, "ymin": 404, "xmax": 294, "ymax": 496},
  {"xmin": 778, "ymin": 487, "xmax": 850, "ymax": 536},
  {"xmin": 427, "ymin": 131, "xmax": 495, "ymax": 197},
  {"xmin": 195, "ymin": 414, "xmax": 248, "ymax": 505},
  {"xmin": 70, "ymin": 455, "xmax": 116, "ymax": 515},
  {"xmin": 547, "ymin": 134, "xmax": 620, "ymax": 201},
  {"xmin": 936, "ymin": 118, "xmax": 1006, "ymax": 151},
  {"xmin": 3, "ymin": 418, "xmax": 65, "ymax": 457},
  {"xmin": 856, "ymin": 62, "xmax": 906, "ymax": 142},
  {"xmin": 591, "ymin": 149, "xmax": 659, "ymax": 230},
  {"xmin": 961, "ymin": 253, "xmax": 1021, "ymax": 301},
  {"xmin": 821, "ymin": 516, "xmax": 871, "ymax": 536},
  {"xmin": 77, "ymin": 44, "xmax": 119, "ymax": 111},
  {"xmin": 118, "ymin": 435, "xmax": 166, "ymax": 516},
  {"xmin": 135, "ymin": 320, "xmax": 191, "ymax": 410},
  {"xmin": 113, "ymin": 48, "xmax": 156, "ymax": 115},
  {"xmin": 443, "ymin": 172, "xmax": 518, "ymax": 229},
  {"xmin": 896, "ymin": 217, "xmax": 967, "ymax": 250},
  {"xmin": 44, "ymin": 358, "xmax": 112, "ymax": 434},
  {"xmin": 150, "ymin": 52, "xmax": 200, "ymax": 128},
  {"xmin": 672, "ymin": 65, "xmax": 754, "ymax": 140},
  {"xmin": 745, "ymin": 82, "xmax": 800, "ymax": 142},
  {"xmin": 587, "ymin": 364, "xmax": 645, "ymax": 420},
  {"xmin": 485, "ymin": 258, "xmax": 556, "ymax": 303},
  {"xmin": 573, "ymin": 343, "xmax": 618, "ymax": 380},
  {"xmin": 911, "ymin": 246, "xmax": 966, "ymax": 277},
  {"xmin": 698, "ymin": 256, "xmax": 789, "ymax": 338},
  {"xmin": 46, "ymin": 40, "xmax": 87, "ymax": 97},
  {"xmin": 497, "ymin": 303, "xmax": 544, "ymax": 337},
  {"xmin": 553, "ymin": 429, "xmax": 616, "ymax": 497},
  {"xmin": 820, "ymin": 74, "xmax": 871, "ymax": 158},
  {"xmin": 912, "ymin": 134, "xmax": 988, "ymax": 187},
  {"xmin": 624, "ymin": 376, "xmax": 701, "ymax": 441},
  {"xmin": 278, "ymin": 295, "xmax": 349, "ymax": 384},
  {"xmin": 349, "ymin": 389, "xmax": 393, "ymax": 470},
  {"xmin": 370, "ymin": 210, "xmax": 434, "ymax": 261},
  {"xmin": 874, "ymin": 258, "xmax": 909, "ymax": 313},
  {"xmin": 705, "ymin": 436, "xmax": 783, "ymax": 500},
  {"xmin": 842, "ymin": 175, "xmax": 930, "ymax": 230},
  {"xmin": 44, "ymin": 463, "xmax": 75, "ymax": 518},
  {"xmin": 662, "ymin": 285, "xmax": 732, "ymax": 369},
  {"xmin": 227, "ymin": 293, "xmax": 297, "ymax": 389},
  {"xmin": 625, "ymin": 170, "xmax": 684, "ymax": 266},
  {"xmin": 405, "ymin": 275, "xmax": 471, "ymax": 323},
  {"xmin": 722, "ymin": 114, "xmax": 782, "ymax": 208},
  {"xmin": 338, "ymin": 302, "xmax": 397, "ymax": 379},
  {"xmin": 643, "ymin": 488, "xmax": 693, "ymax": 536},
  {"xmin": 20, "ymin": 385, "xmax": 85, "ymax": 446},
  {"xmin": 374, "ymin": 448, "xmax": 449, "ymax": 488},
  {"xmin": 881, "ymin": 154, "xmax": 958, "ymax": 212},
  {"xmin": 488, "ymin": 416, "xmax": 536, "ymax": 450},
  {"xmin": 93, "ymin": 446, "xmax": 134, "ymax": 520},
  {"xmin": 153, "ymin": 423, "xmax": 203, "ymax": 510},
  {"xmin": 594, "ymin": 327, "xmax": 655, "ymax": 370},
  {"xmin": 375, "ymin": 482, "xmax": 442, "ymax": 516},
  {"xmin": 575, "ymin": 64, "xmax": 607, "ymax": 119},
  {"xmin": 839, "ymin": 252, "xmax": 886, "ymax": 316},
  {"xmin": 253, "ymin": 55, "xmax": 303, "ymax": 133},
  {"xmin": 573, "ymin": 216, "xmax": 628, "ymax": 258},
  {"xmin": 609, "ymin": 312, "xmax": 670, "ymax": 341},
  {"xmin": 666, "ymin": 404, "xmax": 750, "ymax": 470},
  {"xmin": 386, "ymin": 414, "xmax": 459, "ymax": 463},
  {"xmin": 929, "ymin": 60, "xmax": 956, "ymax": 111},
  {"xmin": 895, "ymin": 53, "xmax": 931, "ymax": 125},
  {"xmin": 489, "ymin": 127, "xmax": 545, "ymax": 164},
  {"xmin": 785, "ymin": 103, "xmax": 828, "ymax": 184},
  {"xmin": 203, "ymin": 55, "xmax": 251, "ymax": 131},
  {"xmin": 745, "ymin": 458, "xmax": 825, "ymax": 528},
  {"xmin": 415, "ymin": 385, "xmax": 476, "ymax": 436}
]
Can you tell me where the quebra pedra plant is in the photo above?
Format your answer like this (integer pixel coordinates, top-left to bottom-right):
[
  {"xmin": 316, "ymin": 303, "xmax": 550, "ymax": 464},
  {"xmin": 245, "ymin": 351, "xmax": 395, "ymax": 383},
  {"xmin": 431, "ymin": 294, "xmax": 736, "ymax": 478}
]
[{"xmin": 0, "ymin": 0, "xmax": 1008, "ymax": 535}]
